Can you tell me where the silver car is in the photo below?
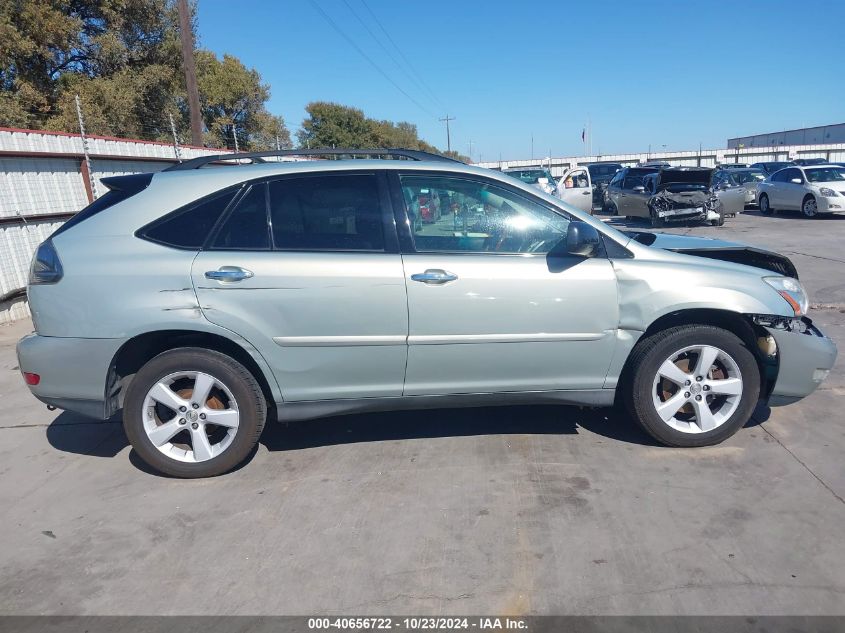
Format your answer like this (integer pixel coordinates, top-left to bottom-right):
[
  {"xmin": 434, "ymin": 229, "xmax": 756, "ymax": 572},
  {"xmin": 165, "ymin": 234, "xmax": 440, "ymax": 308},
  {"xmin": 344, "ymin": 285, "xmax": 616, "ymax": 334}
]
[
  {"xmin": 713, "ymin": 168, "xmax": 766, "ymax": 208},
  {"xmin": 17, "ymin": 149, "xmax": 837, "ymax": 477}
]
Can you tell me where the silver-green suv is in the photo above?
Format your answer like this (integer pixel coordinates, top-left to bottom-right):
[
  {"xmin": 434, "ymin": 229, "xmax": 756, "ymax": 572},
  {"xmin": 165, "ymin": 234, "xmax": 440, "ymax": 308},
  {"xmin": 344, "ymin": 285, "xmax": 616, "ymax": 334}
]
[{"xmin": 17, "ymin": 149, "xmax": 837, "ymax": 477}]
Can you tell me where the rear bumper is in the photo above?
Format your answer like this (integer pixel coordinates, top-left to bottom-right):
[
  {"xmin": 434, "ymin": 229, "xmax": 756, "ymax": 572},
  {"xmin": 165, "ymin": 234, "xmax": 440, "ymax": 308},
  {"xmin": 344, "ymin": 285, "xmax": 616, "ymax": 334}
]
[
  {"xmin": 766, "ymin": 320, "xmax": 837, "ymax": 406},
  {"xmin": 15, "ymin": 333, "xmax": 122, "ymax": 419}
]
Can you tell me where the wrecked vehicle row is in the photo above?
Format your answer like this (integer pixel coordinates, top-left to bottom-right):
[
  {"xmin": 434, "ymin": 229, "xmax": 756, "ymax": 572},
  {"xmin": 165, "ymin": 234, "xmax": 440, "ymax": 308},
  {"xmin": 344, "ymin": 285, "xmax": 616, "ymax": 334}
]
[{"xmin": 605, "ymin": 166, "xmax": 744, "ymax": 227}]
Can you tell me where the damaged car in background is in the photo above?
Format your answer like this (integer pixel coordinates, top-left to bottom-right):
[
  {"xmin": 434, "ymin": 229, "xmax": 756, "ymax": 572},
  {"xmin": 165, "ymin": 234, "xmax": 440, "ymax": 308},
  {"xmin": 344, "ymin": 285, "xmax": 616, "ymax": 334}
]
[{"xmin": 609, "ymin": 167, "xmax": 743, "ymax": 227}]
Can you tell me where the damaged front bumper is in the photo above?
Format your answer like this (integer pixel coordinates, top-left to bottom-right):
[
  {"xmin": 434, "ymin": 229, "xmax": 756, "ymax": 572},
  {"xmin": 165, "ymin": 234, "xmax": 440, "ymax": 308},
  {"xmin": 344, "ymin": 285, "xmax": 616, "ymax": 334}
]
[{"xmin": 751, "ymin": 316, "xmax": 838, "ymax": 406}]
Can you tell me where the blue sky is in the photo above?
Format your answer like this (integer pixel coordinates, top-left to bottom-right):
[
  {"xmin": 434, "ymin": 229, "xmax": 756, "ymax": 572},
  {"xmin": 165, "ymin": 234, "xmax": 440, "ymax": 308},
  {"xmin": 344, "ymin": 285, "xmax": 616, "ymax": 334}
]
[{"xmin": 197, "ymin": 0, "xmax": 845, "ymax": 161}]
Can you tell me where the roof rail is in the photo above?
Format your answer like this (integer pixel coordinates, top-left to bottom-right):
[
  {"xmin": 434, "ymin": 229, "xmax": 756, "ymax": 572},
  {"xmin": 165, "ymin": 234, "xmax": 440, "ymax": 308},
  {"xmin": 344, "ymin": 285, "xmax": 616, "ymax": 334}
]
[{"xmin": 164, "ymin": 148, "xmax": 462, "ymax": 171}]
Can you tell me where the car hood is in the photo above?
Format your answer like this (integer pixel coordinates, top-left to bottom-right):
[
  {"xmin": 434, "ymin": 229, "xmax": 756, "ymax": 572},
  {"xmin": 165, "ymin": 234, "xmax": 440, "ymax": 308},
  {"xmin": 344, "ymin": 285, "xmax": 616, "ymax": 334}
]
[
  {"xmin": 810, "ymin": 181, "xmax": 845, "ymax": 192},
  {"xmin": 625, "ymin": 231, "xmax": 799, "ymax": 278}
]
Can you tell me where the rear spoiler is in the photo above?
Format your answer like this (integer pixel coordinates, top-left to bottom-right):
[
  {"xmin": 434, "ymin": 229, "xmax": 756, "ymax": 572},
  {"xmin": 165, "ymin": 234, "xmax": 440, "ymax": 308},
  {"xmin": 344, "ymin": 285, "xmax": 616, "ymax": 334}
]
[{"xmin": 100, "ymin": 173, "xmax": 153, "ymax": 194}]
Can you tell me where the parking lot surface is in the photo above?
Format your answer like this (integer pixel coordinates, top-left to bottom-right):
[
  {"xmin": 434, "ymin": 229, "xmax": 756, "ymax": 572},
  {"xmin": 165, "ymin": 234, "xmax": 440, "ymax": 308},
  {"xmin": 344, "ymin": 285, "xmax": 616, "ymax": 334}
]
[{"xmin": 0, "ymin": 209, "xmax": 843, "ymax": 616}]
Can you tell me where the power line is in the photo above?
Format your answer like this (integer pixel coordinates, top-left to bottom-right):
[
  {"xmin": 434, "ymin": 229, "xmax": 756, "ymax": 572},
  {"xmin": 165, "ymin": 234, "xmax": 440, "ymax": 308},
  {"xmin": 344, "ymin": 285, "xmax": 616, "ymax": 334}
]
[
  {"xmin": 308, "ymin": 0, "xmax": 437, "ymax": 119},
  {"xmin": 340, "ymin": 0, "xmax": 442, "ymax": 113},
  {"xmin": 359, "ymin": 0, "xmax": 444, "ymax": 111}
]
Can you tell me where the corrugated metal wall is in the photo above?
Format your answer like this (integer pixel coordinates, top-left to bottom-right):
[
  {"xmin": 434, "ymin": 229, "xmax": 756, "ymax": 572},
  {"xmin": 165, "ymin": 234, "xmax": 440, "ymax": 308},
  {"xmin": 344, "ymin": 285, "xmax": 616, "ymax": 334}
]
[{"xmin": 0, "ymin": 127, "xmax": 223, "ymax": 324}]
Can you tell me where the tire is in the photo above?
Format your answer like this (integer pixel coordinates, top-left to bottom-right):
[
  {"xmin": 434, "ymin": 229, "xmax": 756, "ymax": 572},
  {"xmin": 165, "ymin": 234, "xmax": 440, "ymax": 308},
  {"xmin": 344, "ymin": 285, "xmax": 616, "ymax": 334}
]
[
  {"xmin": 650, "ymin": 210, "xmax": 665, "ymax": 228},
  {"xmin": 623, "ymin": 325, "xmax": 760, "ymax": 447},
  {"xmin": 123, "ymin": 347, "xmax": 266, "ymax": 478},
  {"xmin": 711, "ymin": 214, "xmax": 725, "ymax": 227},
  {"xmin": 603, "ymin": 200, "xmax": 618, "ymax": 216},
  {"xmin": 802, "ymin": 195, "xmax": 819, "ymax": 218},
  {"xmin": 759, "ymin": 193, "xmax": 773, "ymax": 215}
]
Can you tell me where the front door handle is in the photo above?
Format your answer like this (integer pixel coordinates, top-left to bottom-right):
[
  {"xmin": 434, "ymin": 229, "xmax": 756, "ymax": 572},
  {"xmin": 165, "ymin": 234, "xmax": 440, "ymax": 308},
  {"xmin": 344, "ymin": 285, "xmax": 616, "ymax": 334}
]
[
  {"xmin": 410, "ymin": 269, "xmax": 458, "ymax": 285},
  {"xmin": 582, "ymin": 190, "xmax": 591, "ymax": 195},
  {"xmin": 204, "ymin": 266, "xmax": 254, "ymax": 282}
]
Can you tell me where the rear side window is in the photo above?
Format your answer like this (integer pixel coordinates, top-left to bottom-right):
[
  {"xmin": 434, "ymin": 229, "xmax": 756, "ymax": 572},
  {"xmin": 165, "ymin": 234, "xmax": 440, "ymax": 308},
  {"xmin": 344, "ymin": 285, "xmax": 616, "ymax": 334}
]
[
  {"xmin": 141, "ymin": 189, "xmax": 237, "ymax": 249},
  {"xmin": 212, "ymin": 184, "xmax": 271, "ymax": 250},
  {"xmin": 268, "ymin": 174, "xmax": 384, "ymax": 251}
]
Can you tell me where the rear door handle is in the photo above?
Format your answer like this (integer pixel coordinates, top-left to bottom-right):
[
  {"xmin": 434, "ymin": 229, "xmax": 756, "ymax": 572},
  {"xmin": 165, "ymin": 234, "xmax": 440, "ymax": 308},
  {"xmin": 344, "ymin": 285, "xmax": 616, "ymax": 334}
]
[
  {"xmin": 410, "ymin": 269, "xmax": 458, "ymax": 285},
  {"xmin": 204, "ymin": 266, "xmax": 254, "ymax": 282}
]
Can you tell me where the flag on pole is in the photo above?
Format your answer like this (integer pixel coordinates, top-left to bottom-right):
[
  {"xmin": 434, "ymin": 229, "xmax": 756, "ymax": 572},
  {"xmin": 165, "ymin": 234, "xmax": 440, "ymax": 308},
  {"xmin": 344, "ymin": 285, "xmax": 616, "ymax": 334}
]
[{"xmin": 581, "ymin": 128, "xmax": 585, "ymax": 142}]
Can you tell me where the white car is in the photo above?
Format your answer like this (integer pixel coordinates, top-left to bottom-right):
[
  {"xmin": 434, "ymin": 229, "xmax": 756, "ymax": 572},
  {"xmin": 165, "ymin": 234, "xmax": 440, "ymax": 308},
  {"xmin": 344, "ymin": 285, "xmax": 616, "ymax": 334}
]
[
  {"xmin": 503, "ymin": 166, "xmax": 594, "ymax": 214},
  {"xmin": 757, "ymin": 165, "xmax": 845, "ymax": 218}
]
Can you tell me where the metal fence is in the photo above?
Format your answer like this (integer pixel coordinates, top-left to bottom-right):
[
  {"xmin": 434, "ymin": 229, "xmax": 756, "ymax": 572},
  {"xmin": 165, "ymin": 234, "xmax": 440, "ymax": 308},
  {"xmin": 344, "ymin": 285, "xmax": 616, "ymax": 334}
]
[{"xmin": 0, "ymin": 126, "xmax": 223, "ymax": 324}]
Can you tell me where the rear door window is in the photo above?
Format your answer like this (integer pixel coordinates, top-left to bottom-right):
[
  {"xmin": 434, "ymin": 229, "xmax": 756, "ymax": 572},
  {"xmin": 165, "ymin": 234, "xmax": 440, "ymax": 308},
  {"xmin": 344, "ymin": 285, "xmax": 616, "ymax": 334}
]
[
  {"xmin": 211, "ymin": 184, "xmax": 271, "ymax": 250},
  {"xmin": 268, "ymin": 174, "xmax": 385, "ymax": 251}
]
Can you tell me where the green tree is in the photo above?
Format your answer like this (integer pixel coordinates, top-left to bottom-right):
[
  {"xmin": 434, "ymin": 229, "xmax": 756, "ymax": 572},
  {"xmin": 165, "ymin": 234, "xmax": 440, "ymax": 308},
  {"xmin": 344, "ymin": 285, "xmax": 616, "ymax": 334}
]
[
  {"xmin": 0, "ymin": 0, "xmax": 291, "ymax": 149},
  {"xmin": 298, "ymin": 101, "xmax": 468, "ymax": 161},
  {"xmin": 0, "ymin": 0, "xmax": 183, "ymax": 137},
  {"xmin": 297, "ymin": 101, "xmax": 372, "ymax": 149}
]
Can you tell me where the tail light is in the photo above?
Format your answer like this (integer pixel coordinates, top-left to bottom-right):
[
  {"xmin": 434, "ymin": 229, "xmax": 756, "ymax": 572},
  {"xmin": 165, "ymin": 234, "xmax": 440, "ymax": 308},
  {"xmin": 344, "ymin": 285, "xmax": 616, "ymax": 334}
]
[
  {"xmin": 29, "ymin": 240, "xmax": 63, "ymax": 285},
  {"xmin": 23, "ymin": 372, "xmax": 40, "ymax": 386}
]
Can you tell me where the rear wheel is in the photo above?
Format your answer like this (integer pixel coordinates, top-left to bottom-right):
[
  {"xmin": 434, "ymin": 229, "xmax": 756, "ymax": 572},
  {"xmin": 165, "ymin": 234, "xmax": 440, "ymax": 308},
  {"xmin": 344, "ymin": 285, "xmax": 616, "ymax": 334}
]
[
  {"xmin": 802, "ymin": 195, "xmax": 819, "ymax": 218},
  {"xmin": 711, "ymin": 214, "xmax": 725, "ymax": 226},
  {"xmin": 759, "ymin": 193, "xmax": 774, "ymax": 215},
  {"xmin": 624, "ymin": 325, "xmax": 760, "ymax": 447},
  {"xmin": 123, "ymin": 348, "xmax": 266, "ymax": 478}
]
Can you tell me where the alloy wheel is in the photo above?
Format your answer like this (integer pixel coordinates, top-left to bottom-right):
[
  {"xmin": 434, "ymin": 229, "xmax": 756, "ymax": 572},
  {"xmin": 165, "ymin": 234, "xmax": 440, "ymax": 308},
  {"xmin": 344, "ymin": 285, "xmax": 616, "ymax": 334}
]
[
  {"xmin": 802, "ymin": 197, "xmax": 818, "ymax": 218},
  {"xmin": 651, "ymin": 345, "xmax": 743, "ymax": 434},
  {"xmin": 142, "ymin": 371, "xmax": 240, "ymax": 462}
]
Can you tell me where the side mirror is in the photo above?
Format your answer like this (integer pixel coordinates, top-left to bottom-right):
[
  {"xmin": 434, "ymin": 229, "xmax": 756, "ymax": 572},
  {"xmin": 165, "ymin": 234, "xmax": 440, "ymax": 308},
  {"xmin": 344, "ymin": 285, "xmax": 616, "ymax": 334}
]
[
  {"xmin": 549, "ymin": 221, "xmax": 601, "ymax": 258},
  {"xmin": 790, "ymin": 178, "xmax": 803, "ymax": 184},
  {"xmin": 632, "ymin": 185, "xmax": 646, "ymax": 193}
]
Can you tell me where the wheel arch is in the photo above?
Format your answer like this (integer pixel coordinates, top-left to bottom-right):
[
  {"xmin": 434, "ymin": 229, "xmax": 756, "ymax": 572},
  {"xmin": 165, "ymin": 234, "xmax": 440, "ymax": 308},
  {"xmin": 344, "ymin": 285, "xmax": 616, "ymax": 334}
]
[
  {"xmin": 106, "ymin": 329, "xmax": 280, "ymax": 419},
  {"xmin": 617, "ymin": 308, "xmax": 776, "ymax": 403}
]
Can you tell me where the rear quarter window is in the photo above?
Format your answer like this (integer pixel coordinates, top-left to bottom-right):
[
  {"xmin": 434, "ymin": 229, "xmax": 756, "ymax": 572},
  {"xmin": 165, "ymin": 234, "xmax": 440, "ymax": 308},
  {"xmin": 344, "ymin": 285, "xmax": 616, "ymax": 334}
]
[{"xmin": 139, "ymin": 188, "xmax": 239, "ymax": 249}]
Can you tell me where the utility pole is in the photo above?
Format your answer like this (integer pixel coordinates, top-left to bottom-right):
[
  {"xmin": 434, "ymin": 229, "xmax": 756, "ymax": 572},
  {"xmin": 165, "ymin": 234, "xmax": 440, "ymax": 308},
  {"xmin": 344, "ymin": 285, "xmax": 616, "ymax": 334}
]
[
  {"xmin": 439, "ymin": 115, "xmax": 455, "ymax": 153},
  {"xmin": 531, "ymin": 134, "xmax": 534, "ymax": 161},
  {"xmin": 468, "ymin": 139, "xmax": 474, "ymax": 162},
  {"xmin": 74, "ymin": 94, "xmax": 98, "ymax": 200},
  {"xmin": 177, "ymin": 0, "xmax": 203, "ymax": 146}
]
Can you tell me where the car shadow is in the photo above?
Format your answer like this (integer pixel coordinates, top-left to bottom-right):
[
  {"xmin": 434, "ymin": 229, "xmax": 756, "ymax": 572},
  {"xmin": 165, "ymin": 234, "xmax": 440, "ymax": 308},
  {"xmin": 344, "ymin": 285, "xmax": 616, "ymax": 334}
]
[
  {"xmin": 45, "ymin": 402, "xmax": 660, "ymax": 476},
  {"xmin": 743, "ymin": 208, "xmax": 845, "ymax": 220}
]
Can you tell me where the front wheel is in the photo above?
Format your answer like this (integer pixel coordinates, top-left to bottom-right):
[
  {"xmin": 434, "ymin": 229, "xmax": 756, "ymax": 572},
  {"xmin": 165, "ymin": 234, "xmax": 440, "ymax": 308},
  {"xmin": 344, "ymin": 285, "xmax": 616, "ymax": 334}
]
[
  {"xmin": 123, "ymin": 348, "xmax": 266, "ymax": 478},
  {"xmin": 759, "ymin": 193, "xmax": 774, "ymax": 215},
  {"xmin": 650, "ymin": 210, "xmax": 665, "ymax": 228},
  {"xmin": 624, "ymin": 325, "xmax": 760, "ymax": 447},
  {"xmin": 711, "ymin": 214, "xmax": 725, "ymax": 227},
  {"xmin": 802, "ymin": 195, "xmax": 819, "ymax": 218}
]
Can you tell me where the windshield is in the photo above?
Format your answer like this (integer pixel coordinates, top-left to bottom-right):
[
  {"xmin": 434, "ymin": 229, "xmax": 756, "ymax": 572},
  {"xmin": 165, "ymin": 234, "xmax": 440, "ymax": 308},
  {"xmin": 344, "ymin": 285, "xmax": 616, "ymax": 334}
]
[
  {"xmin": 805, "ymin": 167, "xmax": 845, "ymax": 183},
  {"xmin": 733, "ymin": 170, "xmax": 766, "ymax": 184},
  {"xmin": 588, "ymin": 164, "xmax": 622, "ymax": 178},
  {"xmin": 505, "ymin": 169, "xmax": 554, "ymax": 184}
]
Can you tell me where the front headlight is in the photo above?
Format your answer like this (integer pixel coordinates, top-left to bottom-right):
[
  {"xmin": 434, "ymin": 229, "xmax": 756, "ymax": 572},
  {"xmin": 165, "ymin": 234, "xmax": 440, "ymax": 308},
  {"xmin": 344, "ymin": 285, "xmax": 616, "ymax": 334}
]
[
  {"xmin": 819, "ymin": 187, "xmax": 838, "ymax": 197},
  {"xmin": 764, "ymin": 276, "xmax": 809, "ymax": 316}
]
